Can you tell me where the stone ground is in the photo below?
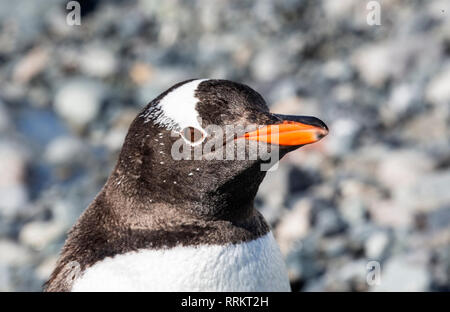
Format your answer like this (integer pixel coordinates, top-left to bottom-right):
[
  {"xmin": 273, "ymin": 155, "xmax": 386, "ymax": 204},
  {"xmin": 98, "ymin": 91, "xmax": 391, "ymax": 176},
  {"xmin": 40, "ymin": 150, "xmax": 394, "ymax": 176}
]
[{"xmin": 0, "ymin": 0, "xmax": 449, "ymax": 291}]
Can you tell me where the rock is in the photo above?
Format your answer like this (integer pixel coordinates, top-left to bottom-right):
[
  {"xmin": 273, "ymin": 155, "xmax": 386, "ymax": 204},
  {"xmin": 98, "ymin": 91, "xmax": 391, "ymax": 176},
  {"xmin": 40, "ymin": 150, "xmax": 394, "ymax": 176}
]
[
  {"xmin": 351, "ymin": 43, "xmax": 393, "ymax": 87},
  {"xmin": 0, "ymin": 1, "xmax": 55, "ymax": 52},
  {"xmin": 35, "ymin": 255, "xmax": 58, "ymax": 282},
  {"xmin": 28, "ymin": 86, "xmax": 51, "ymax": 108},
  {"xmin": 199, "ymin": 0, "xmax": 223, "ymax": 32},
  {"xmin": 16, "ymin": 107, "xmax": 69, "ymax": 145},
  {"xmin": 19, "ymin": 221, "xmax": 65, "ymax": 250},
  {"xmin": 347, "ymin": 223, "xmax": 377, "ymax": 252},
  {"xmin": 323, "ymin": 259, "xmax": 368, "ymax": 292},
  {"xmin": 376, "ymin": 149, "xmax": 434, "ymax": 190},
  {"xmin": 426, "ymin": 0, "xmax": 450, "ymax": 20},
  {"xmin": 6, "ymin": 266, "xmax": 42, "ymax": 291},
  {"xmin": 322, "ymin": 59, "xmax": 351, "ymax": 81},
  {"xmin": 303, "ymin": 276, "xmax": 326, "ymax": 292},
  {"xmin": 54, "ymin": 79, "xmax": 105, "ymax": 128},
  {"xmin": 256, "ymin": 165, "xmax": 289, "ymax": 224},
  {"xmin": 351, "ymin": 39, "xmax": 422, "ymax": 88},
  {"xmin": 232, "ymin": 42, "xmax": 253, "ymax": 69},
  {"xmin": 250, "ymin": 47, "xmax": 289, "ymax": 82},
  {"xmin": 338, "ymin": 144, "xmax": 389, "ymax": 179},
  {"xmin": 401, "ymin": 169, "xmax": 450, "ymax": 212},
  {"xmin": 426, "ymin": 207, "xmax": 450, "ymax": 232},
  {"xmin": 50, "ymin": 197, "xmax": 87, "ymax": 230},
  {"xmin": 338, "ymin": 179, "xmax": 372, "ymax": 225},
  {"xmin": 0, "ymin": 142, "xmax": 28, "ymax": 186},
  {"xmin": 365, "ymin": 231, "xmax": 390, "ymax": 260},
  {"xmin": 45, "ymin": 136, "xmax": 87, "ymax": 165},
  {"xmin": 324, "ymin": 118, "xmax": 361, "ymax": 157},
  {"xmin": 79, "ymin": 45, "xmax": 118, "ymax": 78},
  {"xmin": 380, "ymin": 83, "xmax": 417, "ymax": 125},
  {"xmin": 0, "ymin": 186, "xmax": 28, "ymax": 218},
  {"xmin": 103, "ymin": 128, "xmax": 128, "ymax": 151},
  {"xmin": 270, "ymin": 96, "xmax": 320, "ymax": 118},
  {"xmin": 426, "ymin": 65, "xmax": 450, "ymax": 106},
  {"xmin": 0, "ymin": 101, "xmax": 11, "ymax": 131},
  {"xmin": 403, "ymin": 105, "xmax": 449, "ymax": 145},
  {"xmin": 287, "ymin": 166, "xmax": 321, "ymax": 194},
  {"xmin": 0, "ymin": 0, "xmax": 447, "ymax": 292},
  {"xmin": 12, "ymin": 46, "xmax": 49, "ymax": 84},
  {"xmin": 0, "ymin": 265, "xmax": 12, "ymax": 291},
  {"xmin": 0, "ymin": 218, "xmax": 14, "ymax": 237},
  {"xmin": 368, "ymin": 198, "xmax": 414, "ymax": 228},
  {"xmin": 275, "ymin": 198, "xmax": 312, "ymax": 255},
  {"xmin": 284, "ymin": 146, "xmax": 328, "ymax": 176},
  {"xmin": 388, "ymin": 84, "xmax": 415, "ymax": 115},
  {"xmin": 371, "ymin": 253, "xmax": 429, "ymax": 291},
  {"xmin": 319, "ymin": 236, "xmax": 347, "ymax": 258},
  {"xmin": 101, "ymin": 108, "xmax": 139, "ymax": 151},
  {"xmin": 0, "ymin": 240, "xmax": 33, "ymax": 266},
  {"xmin": 267, "ymin": 79, "xmax": 298, "ymax": 104},
  {"xmin": 339, "ymin": 194, "xmax": 366, "ymax": 226},
  {"xmin": 322, "ymin": 0, "xmax": 359, "ymax": 21},
  {"xmin": 312, "ymin": 204, "xmax": 347, "ymax": 236},
  {"xmin": 0, "ymin": 142, "xmax": 29, "ymax": 217},
  {"xmin": 429, "ymin": 246, "xmax": 450, "ymax": 291},
  {"xmin": 285, "ymin": 235, "xmax": 324, "ymax": 282},
  {"xmin": 129, "ymin": 62, "xmax": 154, "ymax": 85},
  {"xmin": 332, "ymin": 83, "xmax": 355, "ymax": 103},
  {"xmin": 311, "ymin": 181, "xmax": 335, "ymax": 202}
]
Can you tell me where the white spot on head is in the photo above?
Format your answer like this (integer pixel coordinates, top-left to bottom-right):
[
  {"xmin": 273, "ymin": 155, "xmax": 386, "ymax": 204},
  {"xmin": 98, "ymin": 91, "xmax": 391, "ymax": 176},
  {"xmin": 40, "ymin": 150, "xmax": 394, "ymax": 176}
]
[
  {"xmin": 188, "ymin": 172, "xmax": 193, "ymax": 176},
  {"xmin": 142, "ymin": 79, "xmax": 207, "ymax": 129},
  {"xmin": 141, "ymin": 79, "xmax": 209, "ymax": 146}
]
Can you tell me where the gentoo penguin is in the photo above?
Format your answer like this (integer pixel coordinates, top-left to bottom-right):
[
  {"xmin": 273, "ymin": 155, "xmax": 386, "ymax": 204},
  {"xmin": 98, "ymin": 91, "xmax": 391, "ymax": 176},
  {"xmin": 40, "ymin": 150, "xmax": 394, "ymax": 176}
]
[{"xmin": 44, "ymin": 79, "xmax": 328, "ymax": 292}]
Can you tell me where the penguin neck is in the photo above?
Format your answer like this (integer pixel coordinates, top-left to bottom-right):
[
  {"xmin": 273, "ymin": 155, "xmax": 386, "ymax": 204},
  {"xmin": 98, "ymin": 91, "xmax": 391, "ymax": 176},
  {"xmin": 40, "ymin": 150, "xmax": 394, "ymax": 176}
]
[
  {"xmin": 103, "ymin": 161, "xmax": 266, "ymax": 226},
  {"xmin": 98, "ymin": 176, "xmax": 270, "ymax": 247},
  {"xmin": 103, "ymin": 178, "xmax": 258, "ymax": 226}
]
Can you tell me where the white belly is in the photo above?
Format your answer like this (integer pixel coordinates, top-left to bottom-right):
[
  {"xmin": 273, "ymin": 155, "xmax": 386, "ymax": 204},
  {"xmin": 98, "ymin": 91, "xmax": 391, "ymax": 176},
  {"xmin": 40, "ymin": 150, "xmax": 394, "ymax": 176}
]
[{"xmin": 71, "ymin": 232, "xmax": 291, "ymax": 292}]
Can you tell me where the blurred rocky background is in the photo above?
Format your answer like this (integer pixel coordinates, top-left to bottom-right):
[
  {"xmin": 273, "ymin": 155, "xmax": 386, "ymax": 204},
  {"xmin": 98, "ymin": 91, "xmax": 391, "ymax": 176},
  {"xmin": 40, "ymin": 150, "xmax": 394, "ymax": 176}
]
[{"xmin": 0, "ymin": 0, "xmax": 449, "ymax": 291}]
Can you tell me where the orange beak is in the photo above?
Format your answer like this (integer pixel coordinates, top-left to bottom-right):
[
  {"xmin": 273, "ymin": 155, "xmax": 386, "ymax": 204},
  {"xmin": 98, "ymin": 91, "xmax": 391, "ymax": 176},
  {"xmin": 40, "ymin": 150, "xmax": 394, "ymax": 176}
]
[{"xmin": 242, "ymin": 117, "xmax": 328, "ymax": 146}]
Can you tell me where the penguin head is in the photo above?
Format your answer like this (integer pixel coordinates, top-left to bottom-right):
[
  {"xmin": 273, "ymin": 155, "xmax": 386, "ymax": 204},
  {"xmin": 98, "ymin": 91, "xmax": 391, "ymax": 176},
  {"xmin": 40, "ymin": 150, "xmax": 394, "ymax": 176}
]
[{"xmin": 109, "ymin": 79, "xmax": 328, "ymax": 220}]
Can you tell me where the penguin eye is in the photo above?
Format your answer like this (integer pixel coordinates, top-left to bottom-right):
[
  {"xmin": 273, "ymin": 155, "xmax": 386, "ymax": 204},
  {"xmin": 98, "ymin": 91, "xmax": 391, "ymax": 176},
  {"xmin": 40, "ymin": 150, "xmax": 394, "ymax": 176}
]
[{"xmin": 181, "ymin": 127, "xmax": 205, "ymax": 145}]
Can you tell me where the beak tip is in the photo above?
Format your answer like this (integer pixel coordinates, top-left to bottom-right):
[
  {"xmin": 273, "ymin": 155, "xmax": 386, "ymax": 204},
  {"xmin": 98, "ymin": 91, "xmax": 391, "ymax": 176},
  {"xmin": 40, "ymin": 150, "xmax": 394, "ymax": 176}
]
[
  {"xmin": 313, "ymin": 118, "xmax": 328, "ymax": 133},
  {"xmin": 316, "ymin": 128, "xmax": 329, "ymax": 141},
  {"xmin": 308, "ymin": 118, "xmax": 328, "ymax": 142}
]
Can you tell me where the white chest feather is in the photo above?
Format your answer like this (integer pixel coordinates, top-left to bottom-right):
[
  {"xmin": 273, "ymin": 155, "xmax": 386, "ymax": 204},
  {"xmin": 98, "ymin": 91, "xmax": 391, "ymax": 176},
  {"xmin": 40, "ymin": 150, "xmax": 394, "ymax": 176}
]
[{"xmin": 71, "ymin": 232, "xmax": 291, "ymax": 292}]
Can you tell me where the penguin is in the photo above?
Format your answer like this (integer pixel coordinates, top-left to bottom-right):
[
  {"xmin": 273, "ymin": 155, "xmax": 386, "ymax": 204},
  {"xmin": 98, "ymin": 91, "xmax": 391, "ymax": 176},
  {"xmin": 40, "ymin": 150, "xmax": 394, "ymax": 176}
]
[{"xmin": 44, "ymin": 79, "xmax": 328, "ymax": 292}]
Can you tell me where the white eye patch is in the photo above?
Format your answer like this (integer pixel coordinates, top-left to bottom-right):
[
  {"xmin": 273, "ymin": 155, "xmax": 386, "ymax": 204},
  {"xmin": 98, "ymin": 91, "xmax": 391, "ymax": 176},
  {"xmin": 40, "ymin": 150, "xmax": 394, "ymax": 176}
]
[{"xmin": 141, "ymin": 79, "xmax": 208, "ymax": 145}]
